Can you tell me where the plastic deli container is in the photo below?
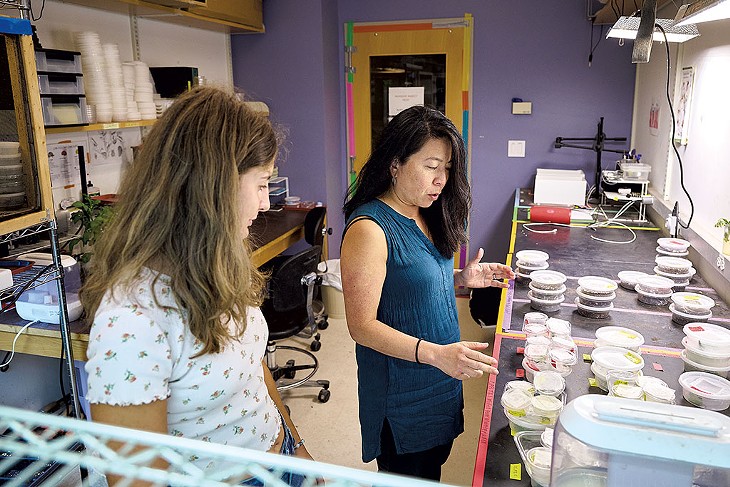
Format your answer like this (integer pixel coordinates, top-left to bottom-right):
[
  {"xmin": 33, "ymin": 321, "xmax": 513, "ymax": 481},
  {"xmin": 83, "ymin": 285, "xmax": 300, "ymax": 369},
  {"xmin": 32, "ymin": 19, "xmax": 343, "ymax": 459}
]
[
  {"xmin": 531, "ymin": 394, "xmax": 563, "ymax": 419},
  {"xmin": 635, "ymin": 275, "xmax": 675, "ymax": 294},
  {"xmin": 550, "ymin": 335, "xmax": 576, "ymax": 353},
  {"xmin": 619, "ymin": 161, "xmax": 651, "ymax": 181},
  {"xmin": 682, "ymin": 336, "xmax": 730, "ymax": 368},
  {"xmin": 606, "ymin": 370, "xmax": 644, "ymax": 400},
  {"xmin": 575, "ymin": 298, "xmax": 614, "ymax": 319},
  {"xmin": 591, "ymin": 346, "xmax": 644, "ymax": 377},
  {"xmin": 529, "ymin": 282, "xmax": 567, "ymax": 301},
  {"xmin": 655, "ymin": 256, "xmax": 693, "ymax": 274},
  {"xmin": 670, "ymin": 304, "xmax": 712, "ymax": 326},
  {"xmin": 505, "ymin": 408, "xmax": 549, "ymax": 434},
  {"xmin": 526, "ymin": 335, "xmax": 551, "ymax": 347},
  {"xmin": 540, "ymin": 427, "xmax": 554, "ymax": 449},
  {"xmin": 576, "ymin": 276, "xmax": 618, "ymax": 296},
  {"xmin": 683, "ymin": 323, "xmax": 730, "ymax": 354},
  {"xmin": 678, "ymin": 371, "xmax": 730, "ymax": 411},
  {"xmin": 575, "ymin": 287, "xmax": 616, "ymax": 308},
  {"xmin": 654, "ymin": 266, "xmax": 692, "ymax": 281},
  {"xmin": 501, "ymin": 388, "xmax": 533, "ymax": 417},
  {"xmin": 528, "ymin": 291, "xmax": 565, "ymax": 313},
  {"xmin": 617, "ymin": 270, "xmax": 648, "ymax": 290},
  {"xmin": 505, "ymin": 380, "xmax": 536, "ymax": 395},
  {"xmin": 656, "ymin": 246, "xmax": 689, "ymax": 258},
  {"xmin": 657, "ymin": 237, "xmax": 691, "ymax": 253},
  {"xmin": 524, "ymin": 312, "xmax": 549, "ymax": 326},
  {"xmin": 549, "ymin": 348, "xmax": 577, "ymax": 376},
  {"xmin": 671, "ymin": 292, "xmax": 715, "ymax": 314},
  {"xmin": 517, "ymin": 260, "xmax": 550, "ymax": 271},
  {"xmin": 680, "ymin": 350, "xmax": 730, "ymax": 379},
  {"xmin": 524, "ymin": 321, "xmax": 550, "ymax": 338},
  {"xmin": 529, "ymin": 270, "xmax": 567, "ymax": 290},
  {"xmin": 595, "ymin": 326, "xmax": 645, "ymax": 352},
  {"xmin": 525, "ymin": 446, "xmax": 552, "ymax": 487},
  {"xmin": 515, "ymin": 250, "xmax": 549, "ymax": 267},
  {"xmin": 524, "ymin": 343, "xmax": 550, "ymax": 370},
  {"xmin": 533, "ymin": 370, "xmax": 566, "ymax": 397},
  {"xmin": 547, "ymin": 318, "xmax": 571, "ymax": 337},
  {"xmin": 637, "ymin": 289, "xmax": 672, "ymax": 306}
]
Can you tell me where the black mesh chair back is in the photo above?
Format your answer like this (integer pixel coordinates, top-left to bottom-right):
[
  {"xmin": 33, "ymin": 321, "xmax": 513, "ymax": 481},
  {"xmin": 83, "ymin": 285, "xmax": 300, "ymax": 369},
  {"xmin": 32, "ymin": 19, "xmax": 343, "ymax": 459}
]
[{"xmin": 304, "ymin": 206, "xmax": 327, "ymax": 249}]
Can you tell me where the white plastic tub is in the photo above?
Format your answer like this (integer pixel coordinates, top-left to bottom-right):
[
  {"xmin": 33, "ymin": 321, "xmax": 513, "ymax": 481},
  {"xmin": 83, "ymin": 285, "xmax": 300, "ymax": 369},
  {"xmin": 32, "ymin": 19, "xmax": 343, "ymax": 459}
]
[
  {"xmin": 517, "ymin": 260, "xmax": 550, "ymax": 271},
  {"xmin": 680, "ymin": 350, "xmax": 730, "ymax": 379},
  {"xmin": 591, "ymin": 346, "xmax": 644, "ymax": 376},
  {"xmin": 670, "ymin": 304, "xmax": 712, "ymax": 325},
  {"xmin": 640, "ymin": 377, "xmax": 676, "ymax": 404},
  {"xmin": 505, "ymin": 380, "xmax": 536, "ymax": 395},
  {"xmin": 533, "ymin": 370, "xmax": 566, "ymax": 397},
  {"xmin": 657, "ymin": 237, "xmax": 690, "ymax": 253},
  {"xmin": 576, "ymin": 276, "xmax": 618, "ymax": 296},
  {"xmin": 636, "ymin": 287, "xmax": 672, "ymax": 306},
  {"xmin": 671, "ymin": 292, "xmax": 715, "ymax": 314},
  {"xmin": 595, "ymin": 326, "xmax": 645, "ymax": 352},
  {"xmin": 655, "ymin": 255, "xmax": 693, "ymax": 274},
  {"xmin": 617, "ymin": 270, "xmax": 647, "ymax": 290},
  {"xmin": 575, "ymin": 288, "xmax": 616, "ymax": 308},
  {"xmin": 656, "ymin": 245, "xmax": 689, "ymax": 257},
  {"xmin": 635, "ymin": 275, "xmax": 675, "ymax": 294},
  {"xmin": 683, "ymin": 323, "xmax": 730, "ymax": 354},
  {"xmin": 678, "ymin": 371, "xmax": 730, "ymax": 411},
  {"xmin": 524, "ymin": 343, "xmax": 550, "ymax": 370},
  {"xmin": 529, "ymin": 282, "xmax": 567, "ymax": 301},
  {"xmin": 528, "ymin": 291, "xmax": 565, "ymax": 313},
  {"xmin": 531, "ymin": 394, "xmax": 563, "ymax": 419},
  {"xmin": 529, "ymin": 270, "xmax": 567, "ymax": 290},
  {"xmin": 523, "ymin": 321, "xmax": 550, "ymax": 338},
  {"xmin": 501, "ymin": 388, "xmax": 533, "ymax": 417},
  {"xmin": 505, "ymin": 408, "xmax": 550, "ymax": 434},
  {"xmin": 682, "ymin": 336, "xmax": 730, "ymax": 368},
  {"xmin": 548, "ymin": 348, "xmax": 577, "ymax": 376},
  {"xmin": 546, "ymin": 318, "xmax": 571, "ymax": 337},
  {"xmin": 515, "ymin": 249, "xmax": 550, "ymax": 267},
  {"xmin": 654, "ymin": 266, "xmax": 692, "ymax": 281},
  {"xmin": 575, "ymin": 297, "xmax": 614, "ymax": 319},
  {"xmin": 550, "ymin": 335, "xmax": 576, "ymax": 353}
]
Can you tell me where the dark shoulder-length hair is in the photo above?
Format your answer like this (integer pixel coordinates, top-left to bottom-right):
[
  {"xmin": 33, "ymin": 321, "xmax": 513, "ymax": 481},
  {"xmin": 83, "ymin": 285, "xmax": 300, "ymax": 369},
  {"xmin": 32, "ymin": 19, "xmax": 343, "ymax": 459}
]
[{"xmin": 343, "ymin": 105, "xmax": 470, "ymax": 258}]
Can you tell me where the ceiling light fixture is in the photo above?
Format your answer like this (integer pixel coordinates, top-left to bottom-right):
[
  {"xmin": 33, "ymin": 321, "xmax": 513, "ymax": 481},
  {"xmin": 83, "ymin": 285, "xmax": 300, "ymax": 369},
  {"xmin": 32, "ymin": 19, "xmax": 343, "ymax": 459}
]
[
  {"xmin": 675, "ymin": 0, "xmax": 730, "ymax": 26},
  {"xmin": 606, "ymin": 16, "xmax": 701, "ymax": 43}
]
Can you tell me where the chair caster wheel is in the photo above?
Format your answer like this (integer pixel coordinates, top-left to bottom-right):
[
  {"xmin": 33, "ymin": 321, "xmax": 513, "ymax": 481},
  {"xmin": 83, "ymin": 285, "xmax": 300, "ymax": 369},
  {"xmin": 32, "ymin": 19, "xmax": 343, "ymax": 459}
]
[
  {"xmin": 310, "ymin": 340, "xmax": 322, "ymax": 352},
  {"xmin": 318, "ymin": 320, "xmax": 329, "ymax": 330},
  {"xmin": 318, "ymin": 388, "xmax": 330, "ymax": 403},
  {"xmin": 284, "ymin": 359, "xmax": 296, "ymax": 379}
]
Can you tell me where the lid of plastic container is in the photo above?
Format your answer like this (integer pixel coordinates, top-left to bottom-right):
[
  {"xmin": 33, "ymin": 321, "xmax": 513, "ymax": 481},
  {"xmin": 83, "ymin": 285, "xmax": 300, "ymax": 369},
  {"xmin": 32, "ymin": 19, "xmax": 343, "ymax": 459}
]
[
  {"xmin": 547, "ymin": 317, "xmax": 571, "ymax": 336},
  {"xmin": 591, "ymin": 346, "xmax": 644, "ymax": 371},
  {"xmin": 524, "ymin": 312, "xmax": 549, "ymax": 324},
  {"xmin": 532, "ymin": 394, "xmax": 563, "ymax": 414},
  {"xmin": 551, "ymin": 335, "xmax": 576, "ymax": 351},
  {"xmin": 657, "ymin": 237, "xmax": 691, "ymax": 252},
  {"xmin": 655, "ymin": 255, "xmax": 693, "ymax": 270},
  {"xmin": 576, "ymin": 286, "xmax": 616, "ymax": 301},
  {"xmin": 642, "ymin": 381, "xmax": 676, "ymax": 402},
  {"xmin": 515, "ymin": 249, "xmax": 549, "ymax": 264},
  {"xmin": 683, "ymin": 323, "xmax": 730, "ymax": 352},
  {"xmin": 514, "ymin": 270, "xmax": 532, "ymax": 279},
  {"xmin": 678, "ymin": 371, "xmax": 730, "ymax": 400},
  {"xmin": 516, "ymin": 260, "xmax": 550, "ymax": 270},
  {"xmin": 612, "ymin": 383, "xmax": 644, "ymax": 399},
  {"xmin": 505, "ymin": 380, "xmax": 536, "ymax": 395},
  {"xmin": 533, "ymin": 370, "xmax": 565, "ymax": 396},
  {"xmin": 528, "ymin": 446, "xmax": 552, "ymax": 469},
  {"xmin": 577, "ymin": 276, "xmax": 618, "ymax": 293},
  {"xmin": 523, "ymin": 321, "xmax": 549, "ymax": 336},
  {"xmin": 549, "ymin": 347, "xmax": 577, "ymax": 366},
  {"xmin": 671, "ymin": 292, "xmax": 715, "ymax": 312},
  {"xmin": 637, "ymin": 274, "xmax": 676, "ymax": 289},
  {"xmin": 527, "ymin": 290, "xmax": 566, "ymax": 305},
  {"xmin": 525, "ymin": 343, "xmax": 549, "ymax": 360},
  {"xmin": 680, "ymin": 349, "xmax": 730, "ymax": 373},
  {"xmin": 681, "ymin": 336, "xmax": 729, "ymax": 360},
  {"xmin": 501, "ymin": 388, "xmax": 533, "ymax": 415},
  {"xmin": 540, "ymin": 427, "xmax": 554, "ymax": 449},
  {"xmin": 656, "ymin": 246, "xmax": 689, "ymax": 257},
  {"xmin": 595, "ymin": 326, "xmax": 645, "ymax": 350},
  {"xmin": 636, "ymin": 375, "xmax": 669, "ymax": 389},
  {"xmin": 654, "ymin": 266, "xmax": 692, "ymax": 279},
  {"xmin": 529, "ymin": 270, "xmax": 567, "ymax": 287},
  {"xmin": 635, "ymin": 287, "xmax": 673, "ymax": 299},
  {"xmin": 558, "ymin": 395, "xmax": 730, "ymax": 467},
  {"xmin": 617, "ymin": 270, "xmax": 648, "ymax": 285},
  {"xmin": 669, "ymin": 303, "xmax": 712, "ymax": 320},
  {"xmin": 574, "ymin": 297, "xmax": 616, "ymax": 313},
  {"xmin": 526, "ymin": 336, "xmax": 551, "ymax": 347}
]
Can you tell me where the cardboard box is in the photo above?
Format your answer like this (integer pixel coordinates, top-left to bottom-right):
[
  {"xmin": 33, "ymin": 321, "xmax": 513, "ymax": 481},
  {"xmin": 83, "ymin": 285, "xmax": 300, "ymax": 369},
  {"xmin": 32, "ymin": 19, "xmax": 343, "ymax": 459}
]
[
  {"xmin": 188, "ymin": 0, "xmax": 263, "ymax": 30},
  {"xmin": 146, "ymin": 0, "xmax": 207, "ymax": 8}
]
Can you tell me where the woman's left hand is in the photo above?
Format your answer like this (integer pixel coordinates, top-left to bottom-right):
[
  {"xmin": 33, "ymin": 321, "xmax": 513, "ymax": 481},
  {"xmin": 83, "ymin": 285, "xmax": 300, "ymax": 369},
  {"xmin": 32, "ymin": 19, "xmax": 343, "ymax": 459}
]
[{"xmin": 456, "ymin": 247, "xmax": 515, "ymax": 289}]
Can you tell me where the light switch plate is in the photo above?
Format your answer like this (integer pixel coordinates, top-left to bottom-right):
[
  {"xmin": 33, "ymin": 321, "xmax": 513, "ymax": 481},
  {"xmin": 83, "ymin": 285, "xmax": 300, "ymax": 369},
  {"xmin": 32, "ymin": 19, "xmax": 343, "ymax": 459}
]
[
  {"xmin": 512, "ymin": 101, "xmax": 532, "ymax": 114},
  {"xmin": 508, "ymin": 140, "xmax": 526, "ymax": 158}
]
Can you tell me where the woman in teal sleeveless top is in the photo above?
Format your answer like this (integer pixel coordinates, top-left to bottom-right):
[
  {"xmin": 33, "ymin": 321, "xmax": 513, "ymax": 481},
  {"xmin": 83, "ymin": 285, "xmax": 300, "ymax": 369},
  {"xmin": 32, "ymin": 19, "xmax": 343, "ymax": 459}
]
[{"xmin": 341, "ymin": 106, "xmax": 514, "ymax": 481}]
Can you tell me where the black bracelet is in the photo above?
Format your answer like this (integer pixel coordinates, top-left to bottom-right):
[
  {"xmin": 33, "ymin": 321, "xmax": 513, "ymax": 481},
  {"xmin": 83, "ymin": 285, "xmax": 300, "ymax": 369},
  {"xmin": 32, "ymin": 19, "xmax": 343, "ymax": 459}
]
[{"xmin": 415, "ymin": 338, "xmax": 423, "ymax": 364}]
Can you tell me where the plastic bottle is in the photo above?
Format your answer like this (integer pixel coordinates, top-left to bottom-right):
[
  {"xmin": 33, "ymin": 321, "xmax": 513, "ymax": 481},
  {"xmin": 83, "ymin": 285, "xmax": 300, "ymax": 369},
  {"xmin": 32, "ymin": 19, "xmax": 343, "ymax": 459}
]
[{"xmin": 86, "ymin": 180, "xmax": 100, "ymax": 197}]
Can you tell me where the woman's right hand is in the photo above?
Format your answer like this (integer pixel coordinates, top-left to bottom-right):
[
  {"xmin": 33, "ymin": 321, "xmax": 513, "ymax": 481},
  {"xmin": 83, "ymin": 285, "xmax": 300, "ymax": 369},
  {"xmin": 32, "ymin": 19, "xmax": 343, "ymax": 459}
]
[{"xmin": 420, "ymin": 341, "xmax": 499, "ymax": 380}]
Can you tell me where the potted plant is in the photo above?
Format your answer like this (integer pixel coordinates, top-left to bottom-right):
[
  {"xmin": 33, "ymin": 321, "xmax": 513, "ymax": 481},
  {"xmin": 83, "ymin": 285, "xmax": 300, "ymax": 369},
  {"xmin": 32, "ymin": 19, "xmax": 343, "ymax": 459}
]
[
  {"xmin": 68, "ymin": 194, "xmax": 114, "ymax": 266},
  {"xmin": 715, "ymin": 218, "xmax": 730, "ymax": 256}
]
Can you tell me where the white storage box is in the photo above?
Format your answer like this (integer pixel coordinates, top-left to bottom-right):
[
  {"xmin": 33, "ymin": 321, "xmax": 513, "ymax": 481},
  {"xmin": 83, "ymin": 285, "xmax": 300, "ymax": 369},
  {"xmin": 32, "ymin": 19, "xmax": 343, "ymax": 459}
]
[
  {"xmin": 619, "ymin": 161, "xmax": 652, "ymax": 181},
  {"xmin": 533, "ymin": 169, "xmax": 587, "ymax": 207},
  {"xmin": 15, "ymin": 253, "xmax": 83, "ymax": 324}
]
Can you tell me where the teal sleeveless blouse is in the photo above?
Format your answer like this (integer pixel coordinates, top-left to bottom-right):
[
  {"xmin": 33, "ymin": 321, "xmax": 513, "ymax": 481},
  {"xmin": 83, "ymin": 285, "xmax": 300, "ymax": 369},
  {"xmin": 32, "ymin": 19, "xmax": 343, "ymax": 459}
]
[{"xmin": 345, "ymin": 199, "xmax": 464, "ymax": 462}]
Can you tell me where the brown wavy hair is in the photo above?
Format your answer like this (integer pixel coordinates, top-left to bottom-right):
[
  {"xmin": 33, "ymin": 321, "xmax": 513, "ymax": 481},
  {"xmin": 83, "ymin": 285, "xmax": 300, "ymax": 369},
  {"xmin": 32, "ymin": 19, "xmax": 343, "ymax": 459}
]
[{"xmin": 80, "ymin": 86, "xmax": 279, "ymax": 356}]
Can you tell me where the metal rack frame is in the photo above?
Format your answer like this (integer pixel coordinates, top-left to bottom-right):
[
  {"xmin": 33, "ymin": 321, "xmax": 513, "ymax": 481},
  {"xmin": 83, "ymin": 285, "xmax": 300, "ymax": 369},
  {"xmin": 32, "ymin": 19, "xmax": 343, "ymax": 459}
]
[{"xmin": 0, "ymin": 405, "xmax": 445, "ymax": 487}]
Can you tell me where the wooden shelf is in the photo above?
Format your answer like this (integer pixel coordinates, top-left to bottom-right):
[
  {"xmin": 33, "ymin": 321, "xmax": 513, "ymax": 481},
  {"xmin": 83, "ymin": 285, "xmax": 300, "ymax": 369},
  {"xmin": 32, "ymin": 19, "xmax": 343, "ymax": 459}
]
[
  {"xmin": 63, "ymin": 0, "xmax": 264, "ymax": 34},
  {"xmin": 45, "ymin": 119, "xmax": 156, "ymax": 134}
]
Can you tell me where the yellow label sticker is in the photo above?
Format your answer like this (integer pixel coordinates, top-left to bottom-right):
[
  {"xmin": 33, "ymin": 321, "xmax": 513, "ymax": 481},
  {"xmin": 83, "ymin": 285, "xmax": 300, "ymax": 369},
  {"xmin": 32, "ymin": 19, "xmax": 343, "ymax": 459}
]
[
  {"xmin": 510, "ymin": 463, "xmax": 522, "ymax": 480},
  {"xmin": 583, "ymin": 354, "xmax": 592, "ymax": 362},
  {"xmin": 685, "ymin": 296, "xmax": 700, "ymax": 301},
  {"xmin": 540, "ymin": 417, "xmax": 554, "ymax": 425},
  {"xmin": 100, "ymin": 123, "xmax": 120, "ymax": 130},
  {"xmin": 588, "ymin": 378, "xmax": 598, "ymax": 387},
  {"xmin": 615, "ymin": 380, "xmax": 628, "ymax": 386},
  {"xmin": 625, "ymin": 352, "xmax": 641, "ymax": 364},
  {"xmin": 619, "ymin": 330, "xmax": 637, "ymax": 339},
  {"xmin": 507, "ymin": 409, "xmax": 526, "ymax": 417}
]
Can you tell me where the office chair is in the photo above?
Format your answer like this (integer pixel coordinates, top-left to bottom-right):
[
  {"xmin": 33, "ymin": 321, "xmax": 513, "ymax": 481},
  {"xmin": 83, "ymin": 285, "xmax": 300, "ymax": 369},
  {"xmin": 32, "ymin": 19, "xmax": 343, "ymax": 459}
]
[
  {"xmin": 303, "ymin": 206, "xmax": 331, "ymax": 330},
  {"xmin": 261, "ymin": 245, "xmax": 331, "ymax": 402}
]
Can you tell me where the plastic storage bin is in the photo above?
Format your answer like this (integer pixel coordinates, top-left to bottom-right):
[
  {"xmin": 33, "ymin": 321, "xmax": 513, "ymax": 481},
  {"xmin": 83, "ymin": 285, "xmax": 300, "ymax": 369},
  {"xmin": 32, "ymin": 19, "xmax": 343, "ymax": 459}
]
[
  {"xmin": 37, "ymin": 73, "xmax": 85, "ymax": 95},
  {"xmin": 15, "ymin": 253, "xmax": 83, "ymax": 324},
  {"xmin": 41, "ymin": 96, "xmax": 89, "ymax": 126},
  {"xmin": 34, "ymin": 49, "xmax": 82, "ymax": 74},
  {"xmin": 619, "ymin": 161, "xmax": 652, "ymax": 181}
]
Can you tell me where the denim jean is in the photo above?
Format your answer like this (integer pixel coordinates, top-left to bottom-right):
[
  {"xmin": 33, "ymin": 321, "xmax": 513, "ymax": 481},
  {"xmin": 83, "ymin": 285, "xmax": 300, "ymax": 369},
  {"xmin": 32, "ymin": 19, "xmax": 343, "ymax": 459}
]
[{"xmin": 241, "ymin": 415, "xmax": 305, "ymax": 486}]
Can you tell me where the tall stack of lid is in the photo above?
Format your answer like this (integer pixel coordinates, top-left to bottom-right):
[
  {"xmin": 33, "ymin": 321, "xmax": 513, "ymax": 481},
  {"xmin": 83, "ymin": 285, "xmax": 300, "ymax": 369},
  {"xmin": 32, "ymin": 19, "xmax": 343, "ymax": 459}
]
[
  {"xmin": 0, "ymin": 142, "xmax": 26, "ymax": 210},
  {"xmin": 575, "ymin": 276, "xmax": 617, "ymax": 319}
]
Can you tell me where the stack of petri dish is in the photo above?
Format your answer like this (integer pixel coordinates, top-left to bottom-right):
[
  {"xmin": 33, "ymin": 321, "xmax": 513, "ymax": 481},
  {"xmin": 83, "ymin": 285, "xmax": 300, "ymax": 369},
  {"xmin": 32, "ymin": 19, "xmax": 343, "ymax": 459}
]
[
  {"xmin": 514, "ymin": 250, "xmax": 549, "ymax": 284},
  {"xmin": 680, "ymin": 323, "xmax": 730, "ymax": 378},
  {"xmin": 527, "ymin": 270, "xmax": 567, "ymax": 313},
  {"xmin": 0, "ymin": 142, "xmax": 26, "ymax": 210},
  {"xmin": 669, "ymin": 292, "xmax": 714, "ymax": 325},
  {"xmin": 616, "ymin": 270, "xmax": 648, "ymax": 291},
  {"xmin": 635, "ymin": 275, "xmax": 674, "ymax": 306},
  {"xmin": 656, "ymin": 237, "xmax": 690, "ymax": 257},
  {"xmin": 655, "ymin": 255, "xmax": 694, "ymax": 292},
  {"xmin": 590, "ymin": 346, "xmax": 644, "ymax": 391},
  {"xmin": 575, "ymin": 276, "xmax": 617, "ymax": 319}
]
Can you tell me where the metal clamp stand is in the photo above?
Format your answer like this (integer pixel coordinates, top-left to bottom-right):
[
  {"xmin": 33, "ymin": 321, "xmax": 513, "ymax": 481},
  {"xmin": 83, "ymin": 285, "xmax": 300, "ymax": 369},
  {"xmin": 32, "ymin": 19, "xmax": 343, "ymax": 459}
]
[{"xmin": 554, "ymin": 117, "xmax": 627, "ymax": 196}]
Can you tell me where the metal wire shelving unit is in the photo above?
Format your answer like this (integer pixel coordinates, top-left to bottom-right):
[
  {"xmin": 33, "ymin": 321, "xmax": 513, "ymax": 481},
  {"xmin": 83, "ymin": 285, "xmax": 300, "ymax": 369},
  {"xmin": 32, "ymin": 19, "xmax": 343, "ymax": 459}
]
[{"xmin": 0, "ymin": 405, "xmax": 448, "ymax": 487}]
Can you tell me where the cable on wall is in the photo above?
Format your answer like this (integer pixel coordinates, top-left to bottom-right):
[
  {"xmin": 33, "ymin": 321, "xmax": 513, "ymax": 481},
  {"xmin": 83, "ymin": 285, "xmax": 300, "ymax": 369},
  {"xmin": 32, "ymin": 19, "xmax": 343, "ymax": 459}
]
[{"xmin": 656, "ymin": 24, "xmax": 695, "ymax": 229}]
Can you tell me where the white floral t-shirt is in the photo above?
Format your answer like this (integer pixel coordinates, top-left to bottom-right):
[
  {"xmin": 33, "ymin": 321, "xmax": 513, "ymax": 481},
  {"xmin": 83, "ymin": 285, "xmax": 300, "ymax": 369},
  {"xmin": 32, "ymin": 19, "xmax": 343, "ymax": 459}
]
[{"xmin": 85, "ymin": 268, "xmax": 281, "ymax": 468}]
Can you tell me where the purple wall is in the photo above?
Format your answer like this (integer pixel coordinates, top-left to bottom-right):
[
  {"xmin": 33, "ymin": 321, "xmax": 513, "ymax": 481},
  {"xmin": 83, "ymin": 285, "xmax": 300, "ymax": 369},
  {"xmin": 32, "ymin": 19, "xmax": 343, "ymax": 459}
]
[{"xmin": 232, "ymin": 1, "xmax": 636, "ymax": 261}]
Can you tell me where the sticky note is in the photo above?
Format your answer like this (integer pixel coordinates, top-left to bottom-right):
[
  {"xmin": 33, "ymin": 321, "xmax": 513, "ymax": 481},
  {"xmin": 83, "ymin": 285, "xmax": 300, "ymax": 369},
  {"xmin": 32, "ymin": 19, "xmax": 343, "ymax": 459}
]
[
  {"xmin": 509, "ymin": 463, "xmax": 522, "ymax": 480},
  {"xmin": 653, "ymin": 362, "xmax": 664, "ymax": 371},
  {"xmin": 583, "ymin": 354, "xmax": 592, "ymax": 362},
  {"xmin": 588, "ymin": 378, "xmax": 598, "ymax": 387},
  {"xmin": 516, "ymin": 369, "xmax": 525, "ymax": 378}
]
